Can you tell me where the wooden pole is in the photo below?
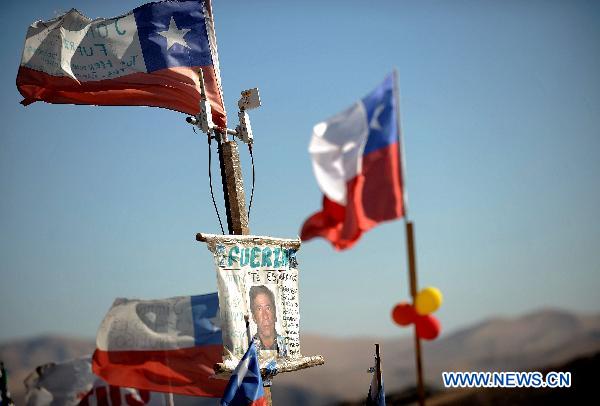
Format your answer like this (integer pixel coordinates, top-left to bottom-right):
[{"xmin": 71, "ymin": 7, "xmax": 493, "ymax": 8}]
[
  {"xmin": 214, "ymin": 134, "xmax": 271, "ymax": 405},
  {"xmin": 162, "ymin": 393, "xmax": 175, "ymax": 406},
  {"xmin": 216, "ymin": 137, "xmax": 234, "ymax": 234},
  {"xmin": 392, "ymin": 68, "xmax": 425, "ymax": 405},
  {"xmin": 406, "ymin": 221, "xmax": 425, "ymax": 406},
  {"xmin": 218, "ymin": 139, "xmax": 250, "ymax": 235}
]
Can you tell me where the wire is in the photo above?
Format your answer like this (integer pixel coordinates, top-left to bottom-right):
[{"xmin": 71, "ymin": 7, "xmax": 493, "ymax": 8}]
[
  {"xmin": 247, "ymin": 143, "xmax": 255, "ymax": 222},
  {"xmin": 195, "ymin": 127, "xmax": 225, "ymax": 234},
  {"xmin": 208, "ymin": 134, "xmax": 225, "ymax": 234}
]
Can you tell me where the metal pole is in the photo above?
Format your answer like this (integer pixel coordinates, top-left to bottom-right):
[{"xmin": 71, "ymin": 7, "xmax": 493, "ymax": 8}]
[
  {"xmin": 406, "ymin": 221, "xmax": 425, "ymax": 406},
  {"xmin": 375, "ymin": 344, "xmax": 382, "ymax": 390},
  {"xmin": 393, "ymin": 68, "xmax": 408, "ymax": 218},
  {"xmin": 393, "ymin": 69, "xmax": 424, "ymax": 405}
]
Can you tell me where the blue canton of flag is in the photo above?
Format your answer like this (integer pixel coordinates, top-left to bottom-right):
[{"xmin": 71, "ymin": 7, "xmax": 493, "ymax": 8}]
[
  {"xmin": 221, "ymin": 342, "xmax": 266, "ymax": 406},
  {"xmin": 362, "ymin": 73, "xmax": 398, "ymax": 155},
  {"xmin": 134, "ymin": 0, "xmax": 212, "ymax": 72},
  {"xmin": 191, "ymin": 292, "xmax": 222, "ymax": 345}
]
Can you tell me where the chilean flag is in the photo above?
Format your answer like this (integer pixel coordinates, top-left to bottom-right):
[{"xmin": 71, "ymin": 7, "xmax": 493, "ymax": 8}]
[
  {"xmin": 300, "ymin": 74, "xmax": 405, "ymax": 250},
  {"xmin": 220, "ymin": 342, "xmax": 266, "ymax": 406},
  {"xmin": 92, "ymin": 293, "xmax": 227, "ymax": 397},
  {"xmin": 16, "ymin": 0, "xmax": 226, "ymax": 127}
]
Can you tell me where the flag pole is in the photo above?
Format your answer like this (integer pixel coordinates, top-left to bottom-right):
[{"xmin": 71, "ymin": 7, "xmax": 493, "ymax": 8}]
[
  {"xmin": 245, "ymin": 315, "xmax": 252, "ymax": 347},
  {"xmin": 393, "ymin": 69, "xmax": 426, "ymax": 406},
  {"xmin": 196, "ymin": 76, "xmax": 269, "ymax": 400},
  {"xmin": 195, "ymin": 3, "xmax": 266, "ymax": 399},
  {"xmin": 213, "ymin": 130, "xmax": 273, "ymax": 404},
  {"xmin": 405, "ymin": 221, "xmax": 425, "ymax": 405},
  {"xmin": 217, "ymin": 134, "xmax": 234, "ymax": 234},
  {"xmin": 163, "ymin": 393, "xmax": 175, "ymax": 406},
  {"xmin": 375, "ymin": 343, "xmax": 382, "ymax": 391}
]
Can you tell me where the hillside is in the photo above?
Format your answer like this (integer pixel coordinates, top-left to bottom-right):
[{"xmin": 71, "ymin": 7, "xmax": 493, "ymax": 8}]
[{"xmin": 1, "ymin": 308, "xmax": 599, "ymax": 405}]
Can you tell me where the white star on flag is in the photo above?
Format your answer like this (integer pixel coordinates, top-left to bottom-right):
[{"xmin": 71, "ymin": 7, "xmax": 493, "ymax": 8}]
[
  {"xmin": 158, "ymin": 16, "xmax": 191, "ymax": 50},
  {"xmin": 369, "ymin": 103, "xmax": 385, "ymax": 131},
  {"xmin": 235, "ymin": 355, "xmax": 258, "ymax": 387}
]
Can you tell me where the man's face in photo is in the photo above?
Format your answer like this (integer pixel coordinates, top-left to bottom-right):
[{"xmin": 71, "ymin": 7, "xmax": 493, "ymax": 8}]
[{"xmin": 252, "ymin": 292, "xmax": 275, "ymax": 339}]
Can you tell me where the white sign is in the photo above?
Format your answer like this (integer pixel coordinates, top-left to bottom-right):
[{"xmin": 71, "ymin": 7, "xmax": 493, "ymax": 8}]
[{"xmin": 203, "ymin": 234, "xmax": 302, "ymax": 367}]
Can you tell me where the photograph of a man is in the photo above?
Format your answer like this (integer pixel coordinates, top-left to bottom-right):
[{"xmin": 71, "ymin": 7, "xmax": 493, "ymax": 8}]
[{"xmin": 249, "ymin": 285, "xmax": 286, "ymax": 355}]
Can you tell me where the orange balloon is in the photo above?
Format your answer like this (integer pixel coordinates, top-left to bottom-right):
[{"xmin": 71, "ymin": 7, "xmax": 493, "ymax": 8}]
[
  {"xmin": 415, "ymin": 314, "xmax": 441, "ymax": 340},
  {"xmin": 391, "ymin": 302, "xmax": 417, "ymax": 326}
]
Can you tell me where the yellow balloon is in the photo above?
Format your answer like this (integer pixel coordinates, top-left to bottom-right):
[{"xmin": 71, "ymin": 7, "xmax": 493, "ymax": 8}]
[{"xmin": 415, "ymin": 287, "xmax": 443, "ymax": 315}]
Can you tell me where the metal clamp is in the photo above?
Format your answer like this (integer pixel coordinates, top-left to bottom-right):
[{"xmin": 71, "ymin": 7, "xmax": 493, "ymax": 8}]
[{"xmin": 186, "ymin": 71, "xmax": 260, "ymax": 145}]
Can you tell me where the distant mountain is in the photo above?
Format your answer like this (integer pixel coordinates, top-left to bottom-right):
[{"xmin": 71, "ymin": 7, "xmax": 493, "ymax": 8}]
[
  {"xmin": 0, "ymin": 335, "xmax": 94, "ymax": 405},
  {"xmin": 2, "ymin": 309, "xmax": 599, "ymax": 405},
  {"xmin": 274, "ymin": 308, "xmax": 600, "ymax": 404},
  {"xmin": 422, "ymin": 308, "xmax": 600, "ymax": 374}
]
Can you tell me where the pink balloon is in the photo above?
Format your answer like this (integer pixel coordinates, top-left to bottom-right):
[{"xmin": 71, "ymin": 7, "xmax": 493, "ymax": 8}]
[
  {"xmin": 392, "ymin": 302, "xmax": 417, "ymax": 326},
  {"xmin": 415, "ymin": 314, "xmax": 441, "ymax": 340}
]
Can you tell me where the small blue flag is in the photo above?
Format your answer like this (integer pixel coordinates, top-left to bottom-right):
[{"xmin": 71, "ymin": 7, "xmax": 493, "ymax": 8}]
[{"xmin": 221, "ymin": 342, "xmax": 266, "ymax": 406}]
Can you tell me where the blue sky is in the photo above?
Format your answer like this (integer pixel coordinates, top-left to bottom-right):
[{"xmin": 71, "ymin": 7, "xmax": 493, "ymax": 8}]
[{"xmin": 1, "ymin": 0, "xmax": 599, "ymax": 342}]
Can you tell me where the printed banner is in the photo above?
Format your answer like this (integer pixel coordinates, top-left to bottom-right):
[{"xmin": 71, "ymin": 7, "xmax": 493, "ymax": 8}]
[{"xmin": 203, "ymin": 234, "xmax": 302, "ymax": 367}]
